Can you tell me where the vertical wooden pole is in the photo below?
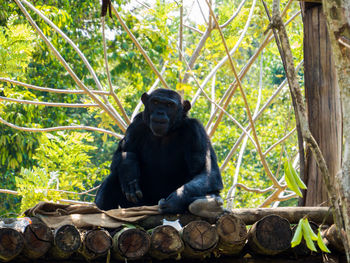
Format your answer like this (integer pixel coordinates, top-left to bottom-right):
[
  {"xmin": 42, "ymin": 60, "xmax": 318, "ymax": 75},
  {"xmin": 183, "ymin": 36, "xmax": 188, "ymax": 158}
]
[{"xmin": 301, "ymin": 3, "xmax": 342, "ymax": 206}]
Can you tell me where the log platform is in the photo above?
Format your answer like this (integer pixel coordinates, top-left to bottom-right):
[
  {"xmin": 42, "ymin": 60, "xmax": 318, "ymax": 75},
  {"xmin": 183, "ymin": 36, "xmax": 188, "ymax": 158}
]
[{"xmin": 0, "ymin": 207, "xmax": 345, "ymax": 262}]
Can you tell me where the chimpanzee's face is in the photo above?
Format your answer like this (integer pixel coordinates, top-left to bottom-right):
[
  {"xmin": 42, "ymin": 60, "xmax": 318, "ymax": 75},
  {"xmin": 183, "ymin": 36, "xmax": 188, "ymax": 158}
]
[{"xmin": 141, "ymin": 89, "xmax": 191, "ymax": 137}]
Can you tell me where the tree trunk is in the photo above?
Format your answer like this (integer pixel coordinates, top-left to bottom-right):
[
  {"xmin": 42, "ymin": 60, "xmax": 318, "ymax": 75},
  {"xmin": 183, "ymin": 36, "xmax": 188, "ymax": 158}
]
[
  {"xmin": 301, "ymin": 2, "xmax": 342, "ymax": 207},
  {"xmin": 79, "ymin": 229, "xmax": 112, "ymax": 261},
  {"xmin": 49, "ymin": 224, "xmax": 81, "ymax": 259},
  {"xmin": 321, "ymin": 0, "xmax": 350, "ymax": 261}
]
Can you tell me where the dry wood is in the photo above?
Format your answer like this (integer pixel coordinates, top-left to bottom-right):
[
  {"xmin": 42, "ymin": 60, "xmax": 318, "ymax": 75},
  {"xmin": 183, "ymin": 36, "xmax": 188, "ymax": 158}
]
[
  {"xmin": 112, "ymin": 227, "xmax": 150, "ymax": 260},
  {"xmin": 0, "ymin": 227, "xmax": 24, "ymax": 262},
  {"xmin": 214, "ymin": 213, "xmax": 247, "ymax": 256},
  {"xmin": 149, "ymin": 225, "xmax": 184, "ymax": 260},
  {"xmin": 21, "ymin": 221, "xmax": 53, "ymax": 259},
  {"xmin": 324, "ymin": 224, "xmax": 345, "ymax": 253},
  {"xmin": 302, "ymin": 3, "xmax": 342, "ymax": 207},
  {"xmin": 138, "ymin": 214, "xmax": 203, "ymax": 229},
  {"xmin": 181, "ymin": 220, "xmax": 218, "ymax": 258},
  {"xmin": 247, "ymin": 215, "xmax": 292, "ymax": 255},
  {"xmin": 49, "ymin": 224, "xmax": 81, "ymax": 259},
  {"xmin": 232, "ymin": 207, "xmax": 333, "ymax": 225},
  {"xmin": 79, "ymin": 228, "xmax": 112, "ymax": 261}
]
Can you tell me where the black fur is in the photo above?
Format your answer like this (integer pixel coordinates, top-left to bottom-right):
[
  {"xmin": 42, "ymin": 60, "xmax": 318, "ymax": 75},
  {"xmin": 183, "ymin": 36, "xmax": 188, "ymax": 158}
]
[{"xmin": 95, "ymin": 89, "xmax": 223, "ymax": 213}]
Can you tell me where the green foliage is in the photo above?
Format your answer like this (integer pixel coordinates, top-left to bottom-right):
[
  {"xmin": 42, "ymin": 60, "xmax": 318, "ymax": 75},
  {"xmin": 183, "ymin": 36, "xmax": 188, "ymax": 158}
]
[
  {"xmin": 284, "ymin": 160, "xmax": 307, "ymax": 197},
  {"xmin": 15, "ymin": 132, "xmax": 109, "ymax": 211},
  {"xmin": 291, "ymin": 218, "xmax": 331, "ymax": 253}
]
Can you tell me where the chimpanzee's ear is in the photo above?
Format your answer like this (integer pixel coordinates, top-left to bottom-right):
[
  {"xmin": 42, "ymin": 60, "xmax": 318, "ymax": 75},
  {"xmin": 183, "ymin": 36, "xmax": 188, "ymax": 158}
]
[
  {"xmin": 183, "ymin": 100, "xmax": 191, "ymax": 113},
  {"xmin": 141, "ymin": 93, "xmax": 149, "ymax": 105}
]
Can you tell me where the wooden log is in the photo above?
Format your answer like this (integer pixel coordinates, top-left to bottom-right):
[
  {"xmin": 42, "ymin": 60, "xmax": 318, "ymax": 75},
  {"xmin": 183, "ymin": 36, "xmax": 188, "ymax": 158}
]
[
  {"xmin": 0, "ymin": 217, "xmax": 52, "ymax": 259},
  {"xmin": 112, "ymin": 227, "xmax": 150, "ymax": 260},
  {"xmin": 214, "ymin": 213, "xmax": 247, "ymax": 256},
  {"xmin": 247, "ymin": 215, "xmax": 292, "ymax": 255},
  {"xmin": 79, "ymin": 229, "xmax": 112, "ymax": 261},
  {"xmin": 22, "ymin": 221, "xmax": 53, "ymax": 259},
  {"xmin": 323, "ymin": 224, "xmax": 345, "ymax": 253},
  {"xmin": 232, "ymin": 207, "xmax": 333, "ymax": 225},
  {"xmin": 149, "ymin": 225, "xmax": 184, "ymax": 260},
  {"xmin": 138, "ymin": 213, "xmax": 203, "ymax": 229},
  {"xmin": 0, "ymin": 227, "xmax": 24, "ymax": 262},
  {"xmin": 182, "ymin": 220, "xmax": 218, "ymax": 258},
  {"xmin": 49, "ymin": 224, "xmax": 81, "ymax": 259}
]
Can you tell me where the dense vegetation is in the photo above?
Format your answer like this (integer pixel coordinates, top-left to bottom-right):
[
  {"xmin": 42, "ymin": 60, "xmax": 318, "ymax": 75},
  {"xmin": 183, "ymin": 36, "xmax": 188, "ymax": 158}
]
[{"xmin": 0, "ymin": 0, "xmax": 303, "ymax": 216}]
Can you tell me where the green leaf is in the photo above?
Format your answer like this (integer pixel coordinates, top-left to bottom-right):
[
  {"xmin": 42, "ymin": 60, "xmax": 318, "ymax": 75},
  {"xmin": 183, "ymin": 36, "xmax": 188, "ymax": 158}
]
[
  {"xmin": 284, "ymin": 161, "xmax": 303, "ymax": 197},
  {"xmin": 291, "ymin": 219, "xmax": 303, "ymax": 247},
  {"xmin": 289, "ymin": 162, "xmax": 307, "ymax": 190},
  {"xmin": 301, "ymin": 219, "xmax": 317, "ymax": 252},
  {"xmin": 317, "ymin": 229, "xmax": 331, "ymax": 253}
]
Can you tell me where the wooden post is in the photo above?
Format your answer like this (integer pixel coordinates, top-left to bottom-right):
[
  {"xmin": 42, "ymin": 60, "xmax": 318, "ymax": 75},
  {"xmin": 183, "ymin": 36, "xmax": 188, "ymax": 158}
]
[
  {"xmin": 247, "ymin": 215, "xmax": 292, "ymax": 255},
  {"xmin": 301, "ymin": 2, "xmax": 342, "ymax": 206}
]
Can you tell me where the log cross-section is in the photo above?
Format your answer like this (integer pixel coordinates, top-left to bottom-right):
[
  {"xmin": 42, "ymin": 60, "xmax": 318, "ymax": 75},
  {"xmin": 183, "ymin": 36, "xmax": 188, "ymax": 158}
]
[
  {"xmin": 0, "ymin": 227, "xmax": 24, "ymax": 262},
  {"xmin": 247, "ymin": 215, "xmax": 292, "ymax": 255},
  {"xmin": 49, "ymin": 224, "xmax": 81, "ymax": 259}
]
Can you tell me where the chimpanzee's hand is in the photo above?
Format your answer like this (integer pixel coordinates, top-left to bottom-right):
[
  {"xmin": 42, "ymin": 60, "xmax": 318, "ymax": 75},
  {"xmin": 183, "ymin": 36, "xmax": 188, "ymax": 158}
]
[
  {"xmin": 158, "ymin": 190, "xmax": 187, "ymax": 214},
  {"xmin": 118, "ymin": 152, "xmax": 143, "ymax": 203}
]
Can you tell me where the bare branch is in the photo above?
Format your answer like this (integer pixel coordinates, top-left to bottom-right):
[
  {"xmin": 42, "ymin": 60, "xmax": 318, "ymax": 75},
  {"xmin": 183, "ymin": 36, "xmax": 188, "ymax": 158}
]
[
  {"xmin": 21, "ymin": 0, "xmax": 126, "ymax": 127},
  {"xmin": 206, "ymin": 0, "xmax": 281, "ymax": 188},
  {"xmin": 110, "ymin": 4, "xmax": 171, "ymax": 90},
  {"xmin": 338, "ymin": 36, "xmax": 350, "ymax": 49},
  {"xmin": 191, "ymin": 0, "xmax": 257, "ymax": 105},
  {"xmin": 0, "ymin": 189, "xmax": 19, "ymax": 195},
  {"xmin": 196, "ymin": 0, "xmax": 208, "ymax": 25},
  {"xmin": 0, "ymin": 96, "xmax": 98, "ymax": 108},
  {"xmin": 101, "ymin": 17, "xmax": 131, "ymax": 125},
  {"xmin": 13, "ymin": 0, "xmax": 127, "ymax": 132},
  {"xmin": 220, "ymin": 0, "xmax": 248, "ymax": 28},
  {"xmin": 263, "ymin": 128, "xmax": 296, "ymax": 156},
  {"xmin": 0, "ymin": 77, "xmax": 110, "ymax": 95},
  {"xmin": 0, "ymin": 117, "xmax": 123, "ymax": 138}
]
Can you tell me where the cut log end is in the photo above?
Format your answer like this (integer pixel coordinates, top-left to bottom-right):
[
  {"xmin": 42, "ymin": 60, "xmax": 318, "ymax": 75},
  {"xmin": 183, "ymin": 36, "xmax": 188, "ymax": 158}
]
[
  {"xmin": 216, "ymin": 213, "xmax": 247, "ymax": 243},
  {"xmin": 182, "ymin": 220, "xmax": 218, "ymax": 251},
  {"xmin": 0, "ymin": 227, "xmax": 24, "ymax": 262},
  {"xmin": 248, "ymin": 215, "xmax": 292, "ymax": 255},
  {"xmin": 85, "ymin": 229, "xmax": 112, "ymax": 255},
  {"xmin": 54, "ymin": 224, "xmax": 81, "ymax": 253},
  {"xmin": 22, "ymin": 222, "xmax": 53, "ymax": 258},
  {"xmin": 114, "ymin": 228, "xmax": 150, "ymax": 259},
  {"xmin": 150, "ymin": 225, "xmax": 184, "ymax": 259}
]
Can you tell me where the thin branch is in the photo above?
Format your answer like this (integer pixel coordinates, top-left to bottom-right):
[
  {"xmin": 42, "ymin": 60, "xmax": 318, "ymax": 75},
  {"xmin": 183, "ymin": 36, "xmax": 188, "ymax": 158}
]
[
  {"xmin": 338, "ymin": 36, "xmax": 350, "ymax": 49},
  {"xmin": 0, "ymin": 189, "xmax": 19, "ymax": 195},
  {"xmin": 206, "ymin": 0, "xmax": 280, "ymax": 188},
  {"xmin": 276, "ymin": 193, "xmax": 297, "ymax": 202},
  {"xmin": 176, "ymin": 43, "xmax": 258, "ymax": 149},
  {"xmin": 263, "ymin": 127, "xmax": 296, "ymax": 156},
  {"xmin": 111, "ymin": 4, "xmax": 171, "ymax": 90},
  {"xmin": 220, "ymin": 0, "xmax": 248, "ymax": 28},
  {"xmin": 0, "ymin": 96, "xmax": 98, "ymax": 108},
  {"xmin": 191, "ymin": 0, "xmax": 257, "ymax": 105},
  {"xmin": 0, "ymin": 77, "xmax": 111, "ymax": 95},
  {"xmin": 205, "ymin": 10, "xmax": 301, "ymax": 136},
  {"xmin": 182, "ymin": 26, "xmax": 212, "ymax": 83},
  {"xmin": 101, "ymin": 17, "xmax": 131, "ymax": 125},
  {"xmin": 196, "ymin": 0, "xmax": 208, "ymax": 25},
  {"xmin": 21, "ymin": 0, "xmax": 126, "ymax": 128},
  {"xmin": 13, "ymin": 0, "xmax": 127, "ymax": 132},
  {"xmin": 0, "ymin": 117, "xmax": 123, "ymax": 138},
  {"xmin": 226, "ymin": 184, "xmax": 274, "ymax": 199}
]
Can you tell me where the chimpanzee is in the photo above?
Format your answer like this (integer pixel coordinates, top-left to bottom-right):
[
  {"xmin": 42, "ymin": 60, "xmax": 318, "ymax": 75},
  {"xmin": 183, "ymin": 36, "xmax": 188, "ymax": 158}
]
[{"xmin": 95, "ymin": 89, "xmax": 223, "ymax": 213}]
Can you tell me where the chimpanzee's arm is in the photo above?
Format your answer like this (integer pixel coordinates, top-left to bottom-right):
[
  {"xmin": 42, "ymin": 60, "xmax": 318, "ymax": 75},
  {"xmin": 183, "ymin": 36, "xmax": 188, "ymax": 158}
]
[
  {"xmin": 159, "ymin": 119, "xmax": 223, "ymax": 213},
  {"xmin": 95, "ymin": 114, "xmax": 145, "ymax": 209}
]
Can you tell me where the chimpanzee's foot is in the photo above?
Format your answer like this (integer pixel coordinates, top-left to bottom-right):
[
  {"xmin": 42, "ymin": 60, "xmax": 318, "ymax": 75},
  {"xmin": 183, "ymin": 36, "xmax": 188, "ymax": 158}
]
[{"xmin": 188, "ymin": 195, "xmax": 224, "ymax": 219}]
